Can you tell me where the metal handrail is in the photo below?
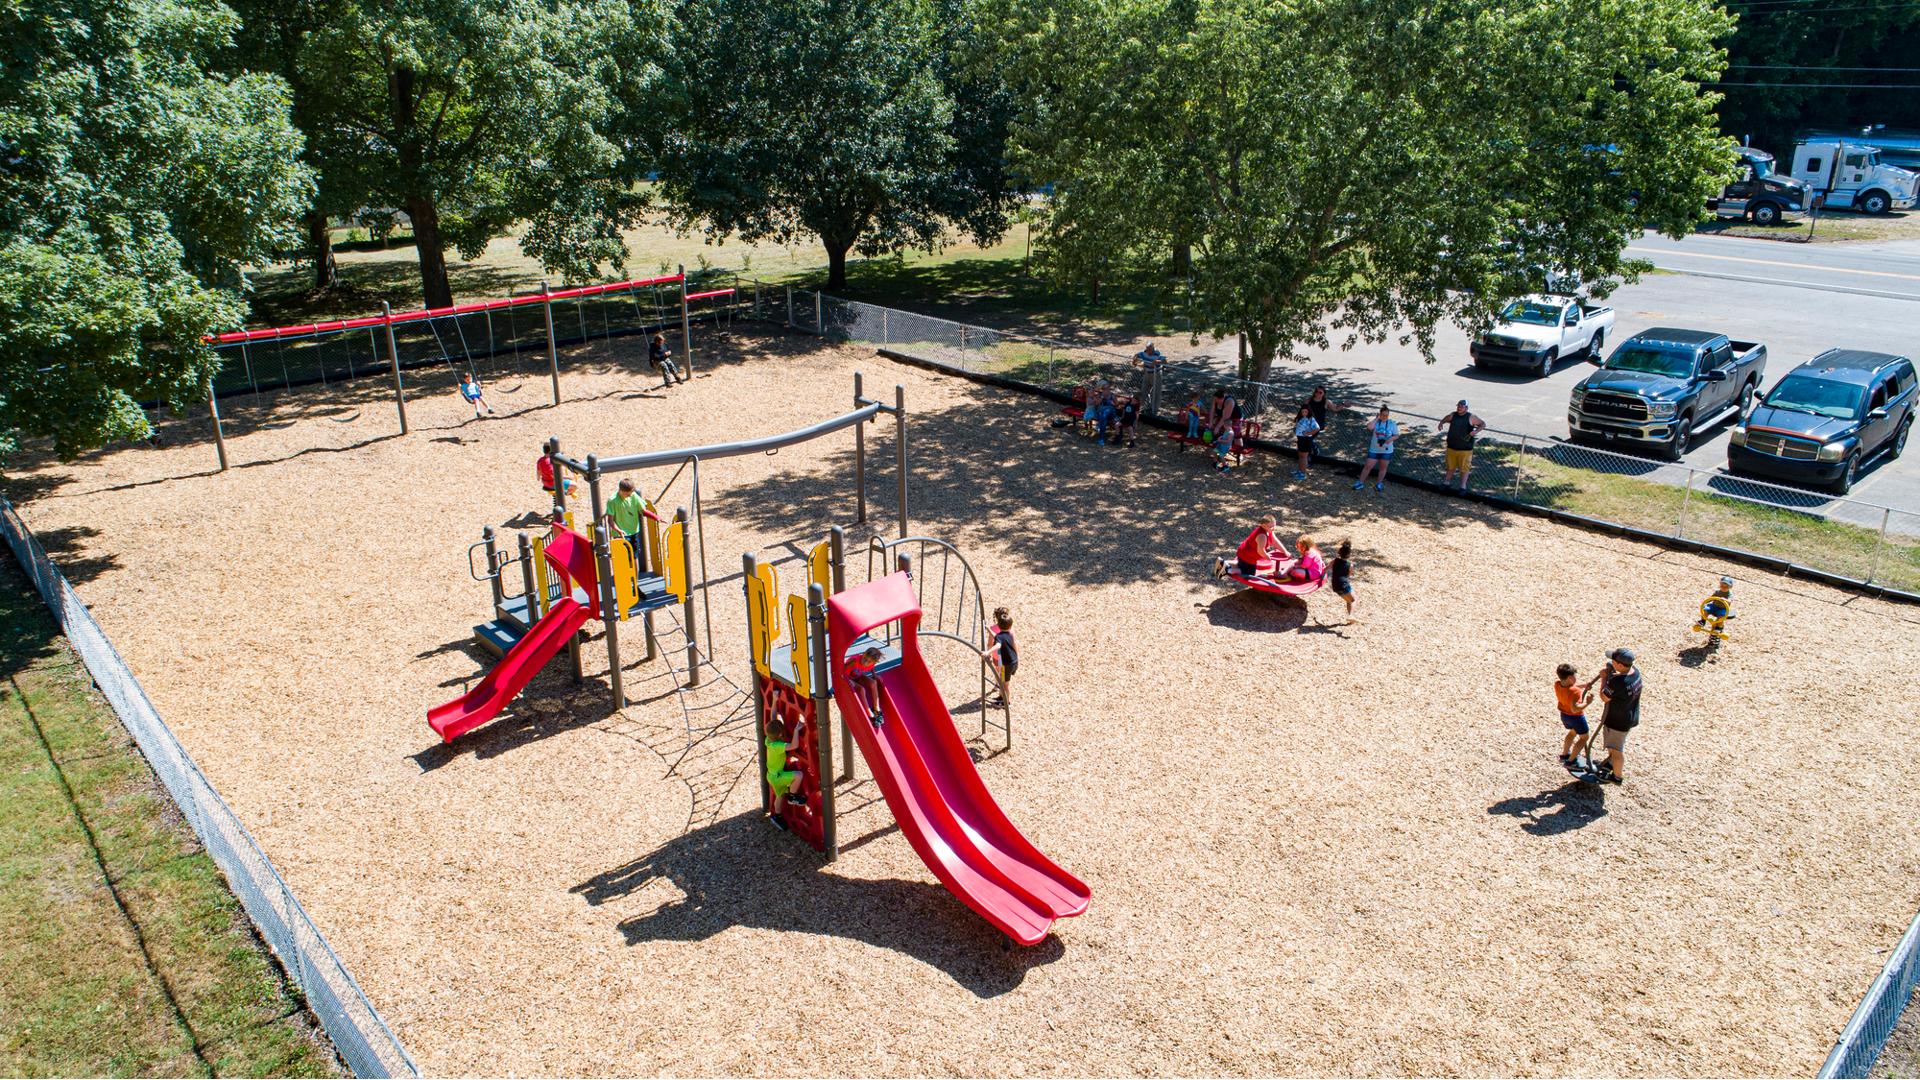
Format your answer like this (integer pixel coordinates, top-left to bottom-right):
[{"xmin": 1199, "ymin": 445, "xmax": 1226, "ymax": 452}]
[{"xmin": 866, "ymin": 535, "xmax": 1010, "ymax": 748}]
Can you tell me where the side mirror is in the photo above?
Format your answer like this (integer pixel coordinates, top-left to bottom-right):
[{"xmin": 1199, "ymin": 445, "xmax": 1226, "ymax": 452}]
[
  {"xmin": 1869, "ymin": 406, "xmax": 1890, "ymax": 421},
  {"xmin": 1704, "ymin": 369, "xmax": 1728, "ymax": 382}
]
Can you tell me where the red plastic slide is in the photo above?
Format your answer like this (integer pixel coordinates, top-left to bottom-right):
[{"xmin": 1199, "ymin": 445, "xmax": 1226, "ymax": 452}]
[
  {"xmin": 826, "ymin": 573, "xmax": 1089, "ymax": 945},
  {"xmin": 428, "ymin": 598, "xmax": 594, "ymax": 742}
]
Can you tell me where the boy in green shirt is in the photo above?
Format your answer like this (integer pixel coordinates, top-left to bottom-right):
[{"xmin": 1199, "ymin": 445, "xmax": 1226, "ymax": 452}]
[
  {"xmin": 764, "ymin": 717, "xmax": 807, "ymax": 830},
  {"xmin": 602, "ymin": 479, "xmax": 652, "ymax": 574}
]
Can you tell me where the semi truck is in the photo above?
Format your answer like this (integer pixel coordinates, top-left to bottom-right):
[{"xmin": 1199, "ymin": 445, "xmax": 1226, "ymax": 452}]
[
  {"xmin": 1788, "ymin": 137, "xmax": 1919, "ymax": 214},
  {"xmin": 1707, "ymin": 147, "xmax": 1812, "ymax": 226}
]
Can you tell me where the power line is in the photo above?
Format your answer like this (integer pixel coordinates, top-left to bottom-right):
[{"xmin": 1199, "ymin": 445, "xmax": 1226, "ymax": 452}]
[
  {"xmin": 1726, "ymin": 3, "xmax": 1920, "ymax": 13},
  {"xmin": 1728, "ymin": 63, "xmax": 1920, "ymax": 71},
  {"xmin": 1713, "ymin": 81, "xmax": 1920, "ymax": 88}
]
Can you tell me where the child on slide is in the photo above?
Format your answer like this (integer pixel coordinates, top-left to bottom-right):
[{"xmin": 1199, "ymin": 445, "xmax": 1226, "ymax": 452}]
[
  {"xmin": 1215, "ymin": 515, "xmax": 1289, "ymax": 580},
  {"xmin": 763, "ymin": 717, "xmax": 808, "ymax": 830},
  {"xmin": 846, "ymin": 646, "xmax": 886, "ymax": 726}
]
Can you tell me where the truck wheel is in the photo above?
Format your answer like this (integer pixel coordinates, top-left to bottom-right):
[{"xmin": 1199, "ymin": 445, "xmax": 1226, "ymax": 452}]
[
  {"xmin": 1738, "ymin": 378, "xmax": 1756, "ymax": 415},
  {"xmin": 1862, "ymin": 190, "xmax": 1891, "ymax": 215},
  {"xmin": 1751, "ymin": 202, "xmax": 1782, "ymax": 226},
  {"xmin": 1586, "ymin": 330, "xmax": 1605, "ymax": 362},
  {"xmin": 1831, "ymin": 452, "xmax": 1859, "ymax": 495},
  {"xmin": 1536, "ymin": 348, "xmax": 1557, "ymax": 378},
  {"xmin": 1662, "ymin": 415, "xmax": 1692, "ymax": 461},
  {"xmin": 1893, "ymin": 418, "xmax": 1912, "ymax": 459}
]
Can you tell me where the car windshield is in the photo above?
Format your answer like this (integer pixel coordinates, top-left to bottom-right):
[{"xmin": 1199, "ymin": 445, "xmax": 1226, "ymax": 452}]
[
  {"xmin": 1605, "ymin": 346, "xmax": 1694, "ymax": 378},
  {"xmin": 1499, "ymin": 300, "xmax": 1563, "ymax": 326},
  {"xmin": 1748, "ymin": 156, "xmax": 1773, "ymax": 179},
  {"xmin": 1762, "ymin": 374, "xmax": 1863, "ymax": 420}
]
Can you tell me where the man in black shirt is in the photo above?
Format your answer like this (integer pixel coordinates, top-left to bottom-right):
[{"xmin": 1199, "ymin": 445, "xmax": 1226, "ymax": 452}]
[
  {"xmin": 1591, "ymin": 647, "xmax": 1643, "ymax": 784},
  {"xmin": 1436, "ymin": 399, "xmax": 1485, "ymax": 492}
]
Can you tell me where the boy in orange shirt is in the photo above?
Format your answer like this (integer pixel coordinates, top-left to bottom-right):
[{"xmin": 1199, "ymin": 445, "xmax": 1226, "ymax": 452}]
[{"xmin": 1554, "ymin": 663, "xmax": 1592, "ymax": 767}]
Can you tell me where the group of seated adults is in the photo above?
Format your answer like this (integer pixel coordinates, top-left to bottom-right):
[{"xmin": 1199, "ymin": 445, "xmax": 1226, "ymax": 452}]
[{"xmin": 1070, "ymin": 377, "xmax": 1142, "ymax": 447}]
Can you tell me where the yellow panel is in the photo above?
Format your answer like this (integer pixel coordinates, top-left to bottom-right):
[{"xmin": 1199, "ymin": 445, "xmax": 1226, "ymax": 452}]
[
  {"xmin": 808, "ymin": 540, "xmax": 831, "ymax": 596},
  {"xmin": 664, "ymin": 522, "xmax": 687, "ymax": 601},
  {"xmin": 610, "ymin": 536, "xmax": 637, "ymax": 620},
  {"xmin": 645, "ymin": 512, "xmax": 665, "ymax": 575},
  {"xmin": 787, "ymin": 593, "xmax": 811, "ymax": 696},
  {"xmin": 755, "ymin": 564, "xmax": 780, "ymax": 643},
  {"xmin": 531, "ymin": 535, "xmax": 552, "ymax": 616},
  {"xmin": 745, "ymin": 573, "xmax": 771, "ymax": 675}
]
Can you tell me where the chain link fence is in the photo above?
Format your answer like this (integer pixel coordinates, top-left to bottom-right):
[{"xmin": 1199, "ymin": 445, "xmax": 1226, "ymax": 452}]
[
  {"xmin": 767, "ymin": 288, "xmax": 1920, "ymax": 599},
  {"xmin": 1821, "ymin": 912, "xmax": 1920, "ymax": 1078},
  {"xmin": 0, "ymin": 498, "xmax": 418, "ymax": 1078}
]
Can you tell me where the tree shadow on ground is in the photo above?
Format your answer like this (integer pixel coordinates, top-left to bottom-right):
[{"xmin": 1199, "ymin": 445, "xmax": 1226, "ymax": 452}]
[
  {"xmin": 1487, "ymin": 782, "xmax": 1609, "ymax": 836},
  {"xmin": 715, "ymin": 370, "xmax": 1512, "ymax": 589},
  {"xmin": 575, "ymin": 811, "xmax": 1064, "ymax": 996},
  {"xmin": 0, "ymin": 555, "xmax": 62, "ymax": 680},
  {"xmin": 18, "ymin": 525, "xmax": 118, "ymax": 587}
]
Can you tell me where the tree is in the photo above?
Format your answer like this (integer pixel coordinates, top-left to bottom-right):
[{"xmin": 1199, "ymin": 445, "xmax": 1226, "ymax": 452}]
[
  {"xmin": 652, "ymin": 0, "xmax": 1020, "ymax": 290},
  {"xmin": 1716, "ymin": 2, "xmax": 1920, "ymax": 155},
  {"xmin": 993, "ymin": 0, "xmax": 1737, "ymax": 383},
  {"xmin": 0, "ymin": 0, "xmax": 311, "ymax": 460},
  {"xmin": 296, "ymin": 0, "xmax": 658, "ymax": 308}
]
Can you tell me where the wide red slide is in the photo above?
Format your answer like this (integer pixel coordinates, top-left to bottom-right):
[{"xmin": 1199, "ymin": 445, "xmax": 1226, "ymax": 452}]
[
  {"xmin": 428, "ymin": 598, "xmax": 593, "ymax": 742},
  {"xmin": 826, "ymin": 572, "xmax": 1089, "ymax": 945}
]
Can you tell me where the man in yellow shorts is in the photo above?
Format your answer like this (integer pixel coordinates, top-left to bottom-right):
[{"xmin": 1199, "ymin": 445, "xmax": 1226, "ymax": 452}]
[{"xmin": 1437, "ymin": 399, "xmax": 1486, "ymax": 492}]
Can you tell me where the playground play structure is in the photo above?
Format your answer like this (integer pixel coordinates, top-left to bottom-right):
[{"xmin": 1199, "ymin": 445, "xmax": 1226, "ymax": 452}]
[{"xmin": 426, "ymin": 375, "xmax": 1087, "ymax": 943}]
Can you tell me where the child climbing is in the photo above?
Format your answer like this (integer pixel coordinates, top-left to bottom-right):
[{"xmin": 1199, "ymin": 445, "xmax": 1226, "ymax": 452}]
[
  {"xmin": 649, "ymin": 333, "xmax": 685, "ymax": 386},
  {"xmin": 1329, "ymin": 540, "xmax": 1356, "ymax": 623},
  {"xmin": 1693, "ymin": 577, "xmax": 1735, "ymax": 643},
  {"xmin": 981, "ymin": 607, "xmax": 1017, "ymax": 708},
  {"xmin": 459, "ymin": 374, "xmax": 493, "ymax": 418},
  {"xmin": 763, "ymin": 716, "xmax": 808, "ymax": 831},
  {"xmin": 1554, "ymin": 663, "xmax": 1592, "ymax": 768},
  {"xmin": 847, "ymin": 646, "xmax": 885, "ymax": 726}
]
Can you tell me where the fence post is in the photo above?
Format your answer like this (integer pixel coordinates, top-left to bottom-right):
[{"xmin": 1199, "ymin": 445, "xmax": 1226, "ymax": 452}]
[
  {"xmin": 754, "ymin": 282, "xmax": 762, "ymax": 320},
  {"xmin": 785, "ymin": 285, "xmax": 794, "ymax": 328},
  {"xmin": 1510, "ymin": 434, "xmax": 1526, "ymax": 499},
  {"xmin": 881, "ymin": 307, "xmax": 889, "ymax": 347},
  {"xmin": 1678, "ymin": 469, "xmax": 1696, "ymax": 540},
  {"xmin": 678, "ymin": 264, "xmax": 693, "ymax": 376},
  {"xmin": 959, "ymin": 325, "xmax": 968, "ymax": 370},
  {"xmin": 208, "ymin": 383, "xmax": 229, "ymax": 471},
  {"xmin": 542, "ymin": 281, "xmax": 560, "ymax": 406},
  {"xmin": 815, "ymin": 291, "xmax": 823, "ymax": 334},
  {"xmin": 1868, "ymin": 506, "xmax": 1892, "ymax": 584},
  {"xmin": 1047, "ymin": 344, "xmax": 1056, "ymax": 388},
  {"xmin": 382, "ymin": 302, "xmax": 407, "ymax": 434},
  {"xmin": 1147, "ymin": 365, "xmax": 1162, "ymax": 418}
]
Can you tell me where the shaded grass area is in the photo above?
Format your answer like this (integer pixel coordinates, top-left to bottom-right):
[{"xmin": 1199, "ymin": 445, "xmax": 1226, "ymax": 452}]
[{"xmin": 0, "ymin": 555, "xmax": 340, "ymax": 1077}]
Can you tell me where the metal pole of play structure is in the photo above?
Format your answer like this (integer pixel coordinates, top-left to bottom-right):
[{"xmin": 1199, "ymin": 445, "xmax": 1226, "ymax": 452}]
[
  {"xmin": 483, "ymin": 527, "xmax": 504, "ymax": 610},
  {"xmin": 895, "ymin": 384, "xmax": 909, "ymax": 539},
  {"xmin": 516, "ymin": 533, "xmax": 537, "ymax": 614},
  {"xmin": 545, "ymin": 437, "xmax": 567, "ymax": 520},
  {"xmin": 207, "ymin": 383, "xmax": 229, "ymax": 471},
  {"xmin": 674, "ymin": 507, "xmax": 700, "ymax": 689},
  {"xmin": 829, "ymin": 526, "xmax": 854, "ymax": 782},
  {"xmin": 678, "ymin": 265, "xmax": 693, "ymax": 377},
  {"xmin": 382, "ymin": 302, "xmax": 407, "ymax": 434},
  {"xmin": 807, "ymin": 582, "xmax": 838, "ymax": 861},
  {"xmin": 853, "ymin": 373, "xmax": 867, "ymax": 524},
  {"xmin": 542, "ymin": 281, "xmax": 560, "ymax": 406},
  {"xmin": 589, "ymin": 458, "xmax": 626, "ymax": 709},
  {"xmin": 744, "ymin": 552, "xmax": 771, "ymax": 815}
]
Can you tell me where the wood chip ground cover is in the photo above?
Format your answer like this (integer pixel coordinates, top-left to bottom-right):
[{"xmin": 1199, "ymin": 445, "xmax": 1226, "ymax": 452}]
[{"xmin": 5, "ymin": 327, "xmax": 1917, "ymax": 1075}]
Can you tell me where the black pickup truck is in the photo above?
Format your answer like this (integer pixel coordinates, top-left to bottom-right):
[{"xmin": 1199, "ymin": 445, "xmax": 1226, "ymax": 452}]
[{"xmin": 1566, "ymin": 328, "xmax": 1768, "ymax": 460}]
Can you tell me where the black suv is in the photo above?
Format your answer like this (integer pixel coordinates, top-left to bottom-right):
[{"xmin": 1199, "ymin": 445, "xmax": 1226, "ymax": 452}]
[{"xmin": 1729, "ymin": 350, "xmax": 1916, "ymax": 494}]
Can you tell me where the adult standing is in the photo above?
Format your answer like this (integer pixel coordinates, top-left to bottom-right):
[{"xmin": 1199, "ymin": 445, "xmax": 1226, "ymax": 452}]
[
  {"xmin": 1354, "ymin": 405, "xmax": 1399, "ymax": 491},
  {"xmin": 1302, "ymin": 386, "xmax": 1344, "ymax": 461},
  {"xmin": 1436, "ymin": 399, "xmax": 1486, "ymax": 492},
  {"xmin": 1591, "ymin": 647, "xmax": 1642, "ymax": 784}
]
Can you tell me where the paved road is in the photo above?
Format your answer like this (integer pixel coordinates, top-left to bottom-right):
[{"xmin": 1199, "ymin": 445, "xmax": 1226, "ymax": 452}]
[{"xmin": 1219, "ymin": 230, "xmax": 1920, "ymax": 519}]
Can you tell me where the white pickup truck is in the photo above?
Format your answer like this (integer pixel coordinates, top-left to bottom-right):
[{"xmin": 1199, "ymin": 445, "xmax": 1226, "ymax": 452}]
[{"xmin": 1470, "ymin": 295, "xmax": 1616, "ymax": 378}]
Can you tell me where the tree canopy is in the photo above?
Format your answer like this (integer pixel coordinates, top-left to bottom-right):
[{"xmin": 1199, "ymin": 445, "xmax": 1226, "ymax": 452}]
[
  {"xmin": 1715, "ymin": 1, "xmax": 1920, "ymax": 155},
  {"xmin": 289, "ymin": 0, "xmax": 660, "ymax": 308},
  {"xmin": 0, "ymin": 0, "xmax": 312, "ymax": 460},
  {"xmin": 651, "ymin": 0, "xmax": 1020, "ymax": 289},
  {"xmin": 994, "ymin": 0, "xmax": 1737, "ymax": 382}
]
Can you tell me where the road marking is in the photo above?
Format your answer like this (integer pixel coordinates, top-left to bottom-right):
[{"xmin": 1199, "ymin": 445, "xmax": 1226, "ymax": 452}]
[
  {"xmin": 1638, "ymin": 266, "xmax": 1920, "ymax": 303},
  {"xmin": 1626, "ymin": 245, "xmax": 1920, "ymax": 283}
]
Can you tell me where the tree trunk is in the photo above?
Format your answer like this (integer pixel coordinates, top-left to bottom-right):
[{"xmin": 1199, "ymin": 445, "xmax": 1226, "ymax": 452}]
[
  {"xmin": 1244, "ymin": 328, "xmax": 1279, "ymax": 384},
  {"xmin": 824, "ymin": 239, "xmax": 852, "ymax": 290},
  {"xmin": 306, "ymin": 209, "xmax": 337, "ymax": 293},
  {"xmin": 1172, "ymin": 242, "xmax": 1192, "ymax": 278},
  {"xmin": 1089, "ymin": 275, "xmax": 1101, "ymax": 303},
  {"xmin": 406, "ymin": 196, "xmax": 454, "ymax": 309}
]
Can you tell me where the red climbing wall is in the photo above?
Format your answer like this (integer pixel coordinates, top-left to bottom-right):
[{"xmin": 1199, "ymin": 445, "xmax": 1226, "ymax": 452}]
[{"xmin": 760, "ymin": 674, "xmax": 824, "ymax": 852}]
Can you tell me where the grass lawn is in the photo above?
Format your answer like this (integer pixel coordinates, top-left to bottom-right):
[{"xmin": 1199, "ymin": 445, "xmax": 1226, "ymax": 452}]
[
  {"xmin": 0, "ymin": 554, "xmax": 339, "ymax": 1077},
  {"xmin": 1696, "ymin": 209, "xmax": 1920, "ymax": 244}
]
